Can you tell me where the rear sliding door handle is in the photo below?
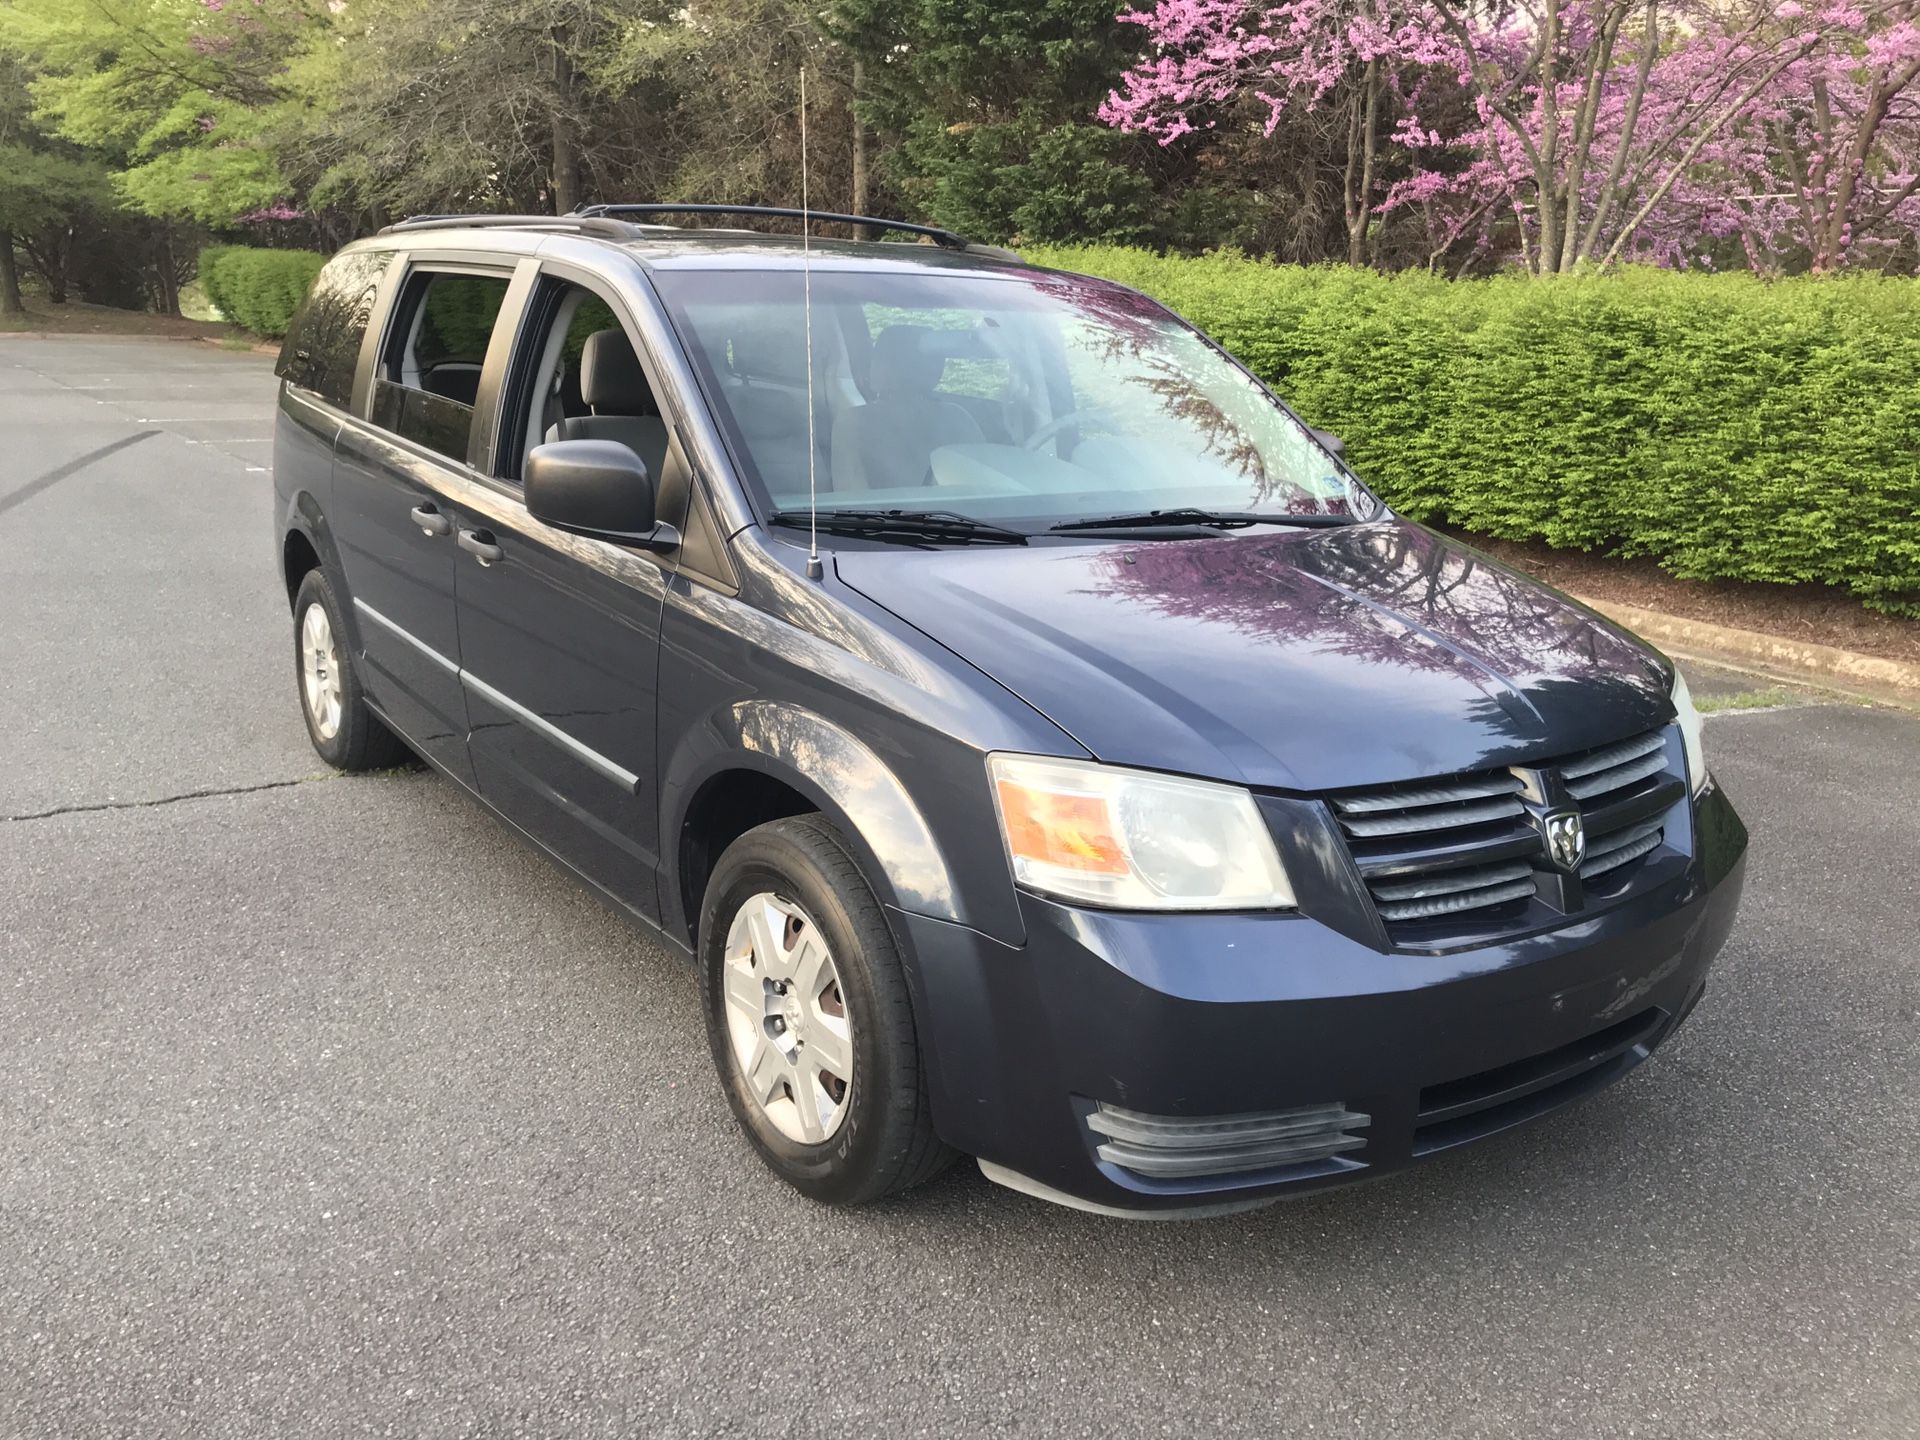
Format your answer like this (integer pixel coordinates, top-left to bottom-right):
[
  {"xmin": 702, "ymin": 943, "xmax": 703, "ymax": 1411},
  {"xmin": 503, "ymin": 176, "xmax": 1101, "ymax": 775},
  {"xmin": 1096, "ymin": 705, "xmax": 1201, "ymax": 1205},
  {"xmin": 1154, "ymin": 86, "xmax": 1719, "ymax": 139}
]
[
  {"xmin": 458, "ymin": 527, "xmax": 504, "ymax": 566},
  {"xmin": 410, "ymin": 503, "xmax": 451, "ymax": 537}
]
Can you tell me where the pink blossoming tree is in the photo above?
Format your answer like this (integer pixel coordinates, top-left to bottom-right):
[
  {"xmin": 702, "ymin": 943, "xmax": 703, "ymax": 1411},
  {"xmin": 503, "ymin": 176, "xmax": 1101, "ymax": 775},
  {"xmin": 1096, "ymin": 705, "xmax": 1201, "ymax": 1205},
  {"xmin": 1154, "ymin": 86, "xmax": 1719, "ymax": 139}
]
[{"xmin": 1102, "ymin": 0, "xmax": 1920, "ymax": 273}]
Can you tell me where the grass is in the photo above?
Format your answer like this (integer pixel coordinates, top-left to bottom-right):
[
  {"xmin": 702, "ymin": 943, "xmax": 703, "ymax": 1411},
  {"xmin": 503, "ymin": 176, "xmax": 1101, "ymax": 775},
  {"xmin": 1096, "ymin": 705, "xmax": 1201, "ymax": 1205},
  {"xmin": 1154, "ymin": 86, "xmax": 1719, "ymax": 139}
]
[{"xmin": 1696, "ymin": 686, "xmax": 1804, "ymax": 713}]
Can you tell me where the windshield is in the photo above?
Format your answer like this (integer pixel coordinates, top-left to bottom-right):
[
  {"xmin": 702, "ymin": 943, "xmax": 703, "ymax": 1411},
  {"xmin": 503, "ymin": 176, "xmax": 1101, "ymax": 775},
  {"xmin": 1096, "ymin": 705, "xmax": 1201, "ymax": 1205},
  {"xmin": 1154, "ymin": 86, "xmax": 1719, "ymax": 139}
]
[{"xmin": 652, "ymin": 266, "xmax": 1378, "ymax": 531}]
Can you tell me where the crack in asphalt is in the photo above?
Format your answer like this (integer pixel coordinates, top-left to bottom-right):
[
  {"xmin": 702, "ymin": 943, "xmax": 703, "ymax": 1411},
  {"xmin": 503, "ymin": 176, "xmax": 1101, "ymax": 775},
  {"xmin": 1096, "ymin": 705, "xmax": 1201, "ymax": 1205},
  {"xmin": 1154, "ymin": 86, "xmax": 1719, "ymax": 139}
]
[{"xmin": 3, "ymin": 773, "xmax": 338, "ymax": 824}]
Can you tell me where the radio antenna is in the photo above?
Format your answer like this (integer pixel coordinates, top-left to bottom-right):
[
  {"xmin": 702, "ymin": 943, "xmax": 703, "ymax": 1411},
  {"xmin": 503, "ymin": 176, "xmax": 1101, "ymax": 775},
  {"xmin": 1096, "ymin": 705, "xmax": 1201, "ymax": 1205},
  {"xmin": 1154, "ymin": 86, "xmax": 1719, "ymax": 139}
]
[{"xmin": 800, "ymin": 66, "xmax": 823, "ymax": 581}]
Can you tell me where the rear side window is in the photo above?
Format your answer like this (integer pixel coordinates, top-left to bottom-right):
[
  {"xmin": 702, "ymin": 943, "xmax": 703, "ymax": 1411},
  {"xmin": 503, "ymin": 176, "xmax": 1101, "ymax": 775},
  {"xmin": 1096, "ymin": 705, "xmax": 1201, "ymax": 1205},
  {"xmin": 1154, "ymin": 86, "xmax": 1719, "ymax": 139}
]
[
  {"xmin": 370, "ymin": 269, "xmax": 514, "ymax": 464},
  {"xmin": 276, "ymin": 250, "xmax": 389, "ymax": 409}
]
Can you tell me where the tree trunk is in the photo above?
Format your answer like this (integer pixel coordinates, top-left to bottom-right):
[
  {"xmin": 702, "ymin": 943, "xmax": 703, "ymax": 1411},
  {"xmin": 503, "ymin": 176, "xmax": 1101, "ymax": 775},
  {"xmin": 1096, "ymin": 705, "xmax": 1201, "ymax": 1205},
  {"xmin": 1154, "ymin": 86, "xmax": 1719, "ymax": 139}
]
[
  {"xmin": 1341, "ymin": 60, "xmax": 1381, "ymax": 267},
  {"xmin": 551, "ymin": 117, "xmax": 580, "ymax": 215},
  {"xmin": 1535, "ymin": 0, "xmax": 1563, "ymax": 272},
  {"xmin": 49, "ymin": 229, "xmax": 70, "ymax": 304},
  {"xmin": 0, "ymin": 230, "xmax": 23, "ymax": 317},
  {"xmin": 549, "ymin": 31, "xmax": 580, "ymax": 215},
  {"xmin": 851, "ymin": 59, "xmax": 869, "ymax": 227},
  {"xmin": 156, "ymin": 226, "xmax": 181, "ymax": 317}
]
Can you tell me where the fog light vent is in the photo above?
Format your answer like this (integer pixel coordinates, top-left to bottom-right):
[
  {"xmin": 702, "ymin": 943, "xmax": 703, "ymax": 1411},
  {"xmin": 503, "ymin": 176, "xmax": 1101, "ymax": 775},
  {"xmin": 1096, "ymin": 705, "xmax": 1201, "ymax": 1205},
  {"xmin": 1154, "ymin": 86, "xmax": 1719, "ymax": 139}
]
[{"xmin": 1087, "ymin": 1101, "xmax": 1370, "ymax": 1180}]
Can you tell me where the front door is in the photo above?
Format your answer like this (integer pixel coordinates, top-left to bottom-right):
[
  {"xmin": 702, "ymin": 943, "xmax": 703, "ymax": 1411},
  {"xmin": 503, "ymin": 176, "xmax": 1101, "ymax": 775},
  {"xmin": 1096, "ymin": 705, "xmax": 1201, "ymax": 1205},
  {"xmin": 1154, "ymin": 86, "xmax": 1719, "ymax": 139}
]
[{"xmin": 449, "ymin": 272, "xmax": 668, "ymax": 916}]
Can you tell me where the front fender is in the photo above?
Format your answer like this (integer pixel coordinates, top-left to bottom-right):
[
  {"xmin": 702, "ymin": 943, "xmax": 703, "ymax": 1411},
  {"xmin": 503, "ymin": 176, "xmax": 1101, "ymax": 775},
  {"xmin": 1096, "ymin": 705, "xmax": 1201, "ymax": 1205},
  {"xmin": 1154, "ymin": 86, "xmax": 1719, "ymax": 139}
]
[{"xmin": 661, "ymin": 700, "xmax": 963, "ymax": 942}]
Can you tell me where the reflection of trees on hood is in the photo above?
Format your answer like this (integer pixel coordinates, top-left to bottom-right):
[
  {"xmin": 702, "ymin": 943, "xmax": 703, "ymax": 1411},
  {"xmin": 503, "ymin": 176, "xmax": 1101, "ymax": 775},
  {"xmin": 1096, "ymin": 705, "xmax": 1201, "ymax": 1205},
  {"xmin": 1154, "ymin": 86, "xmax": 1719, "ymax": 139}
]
[
  {"xmin": 1026, "ymin": 272, "xmax": 1342, "ymax": 512},
  {"xmin": 1083, "ymin": 524, "xmax": 1653, "ymax": 690}
]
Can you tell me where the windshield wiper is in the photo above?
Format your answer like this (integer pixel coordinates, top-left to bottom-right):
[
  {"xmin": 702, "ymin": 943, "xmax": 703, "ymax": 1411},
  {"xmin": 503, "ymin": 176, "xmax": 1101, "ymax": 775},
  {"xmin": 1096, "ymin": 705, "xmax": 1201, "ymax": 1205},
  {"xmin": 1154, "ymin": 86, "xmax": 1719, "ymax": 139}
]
[
  {"xmin": 1050, "ymin": 507, "xmax": 1357, "ymax": 534},
  {"xmin": 769, "ymin": 507, "xmax": 1029, "ymax": 546}
]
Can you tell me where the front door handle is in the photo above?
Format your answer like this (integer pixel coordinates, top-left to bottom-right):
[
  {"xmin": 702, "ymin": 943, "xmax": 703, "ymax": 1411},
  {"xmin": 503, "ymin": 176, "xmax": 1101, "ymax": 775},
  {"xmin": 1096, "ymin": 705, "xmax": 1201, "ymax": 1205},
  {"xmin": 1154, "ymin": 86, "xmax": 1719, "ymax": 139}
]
[
  {"xmin": 410, "ymin": 502, "xmax": 451, "ymax": 537},
  {"xmin": 458, "ymin": 527, "xmax": 504, "ymax": 566}
]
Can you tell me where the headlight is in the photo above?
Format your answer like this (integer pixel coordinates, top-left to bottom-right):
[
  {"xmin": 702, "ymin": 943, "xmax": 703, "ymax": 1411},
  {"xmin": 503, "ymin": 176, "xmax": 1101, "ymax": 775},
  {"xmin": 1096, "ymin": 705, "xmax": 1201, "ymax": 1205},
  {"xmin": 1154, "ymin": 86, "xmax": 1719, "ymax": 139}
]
[
  {"xmin": 1671, "ymin": 669, "xmax": 1710, "ymax": 795},
  {"xmin": 987, "ymin": 754, "xmax": 1296, "ymax": 910}
]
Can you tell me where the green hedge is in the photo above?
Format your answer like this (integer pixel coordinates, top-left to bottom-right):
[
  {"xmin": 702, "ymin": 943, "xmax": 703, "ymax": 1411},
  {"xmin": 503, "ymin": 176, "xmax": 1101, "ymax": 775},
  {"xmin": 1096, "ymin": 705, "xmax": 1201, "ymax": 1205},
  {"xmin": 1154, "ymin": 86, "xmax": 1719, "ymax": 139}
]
[
  {"xmin": 1027, "ymin": 248, "xmax": 1920, "ymax": 616},
  {"xmin": 198, "ymin": 245, "xmax": 327, "ymax": 339}
]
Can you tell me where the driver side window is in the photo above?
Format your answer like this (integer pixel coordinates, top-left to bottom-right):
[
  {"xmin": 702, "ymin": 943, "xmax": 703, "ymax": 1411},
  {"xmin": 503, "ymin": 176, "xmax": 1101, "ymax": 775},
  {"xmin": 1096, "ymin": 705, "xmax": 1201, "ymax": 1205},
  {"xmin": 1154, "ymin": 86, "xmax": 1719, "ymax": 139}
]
[{"xmin": 505, "ymin": 279, "xmax": 667, "ymax": 490}]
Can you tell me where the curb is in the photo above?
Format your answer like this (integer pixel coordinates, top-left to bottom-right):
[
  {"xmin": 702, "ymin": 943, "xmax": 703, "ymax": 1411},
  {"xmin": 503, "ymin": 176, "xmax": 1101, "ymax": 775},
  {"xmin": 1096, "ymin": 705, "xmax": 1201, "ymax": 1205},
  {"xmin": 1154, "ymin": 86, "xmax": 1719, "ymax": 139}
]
[
  {"xmin": 194, "ymin": 334, "xmax": 279, "ymax": 356},
  {"xmin": 2, "ymin": 328, "xmax": 252, "ymax": 345},
  {"xmin": 1572, "ymin": 593, "xmax": 1920, "ymax": 703}
]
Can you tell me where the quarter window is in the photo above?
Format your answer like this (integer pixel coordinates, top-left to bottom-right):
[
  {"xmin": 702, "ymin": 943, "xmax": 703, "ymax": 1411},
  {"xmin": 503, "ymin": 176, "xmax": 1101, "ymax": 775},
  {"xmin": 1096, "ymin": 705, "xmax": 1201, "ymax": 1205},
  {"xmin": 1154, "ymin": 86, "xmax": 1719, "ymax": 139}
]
[
  {"xmin": 275, "ymin": 249, "xmax": 388, "ymax": 409},
  {"xmin": 370, "ymin": 269, "xmax": 514, "ymax": 464}
]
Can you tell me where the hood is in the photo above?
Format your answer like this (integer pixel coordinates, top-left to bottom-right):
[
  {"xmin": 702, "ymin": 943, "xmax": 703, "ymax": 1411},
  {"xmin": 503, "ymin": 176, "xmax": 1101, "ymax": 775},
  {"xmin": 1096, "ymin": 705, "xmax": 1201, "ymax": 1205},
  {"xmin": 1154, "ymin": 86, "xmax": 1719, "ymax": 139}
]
[{"xmin": 834, "ymin": 521, "xmax": 1672, "ymax": 792}]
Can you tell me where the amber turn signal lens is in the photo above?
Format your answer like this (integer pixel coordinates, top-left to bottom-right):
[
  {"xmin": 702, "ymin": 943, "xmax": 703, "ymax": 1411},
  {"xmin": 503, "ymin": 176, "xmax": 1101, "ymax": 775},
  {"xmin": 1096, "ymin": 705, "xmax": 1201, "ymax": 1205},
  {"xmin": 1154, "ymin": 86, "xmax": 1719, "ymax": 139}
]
[{"xmin": 994, "ymin": 778, "xmax": 1129, "ymax": 875}]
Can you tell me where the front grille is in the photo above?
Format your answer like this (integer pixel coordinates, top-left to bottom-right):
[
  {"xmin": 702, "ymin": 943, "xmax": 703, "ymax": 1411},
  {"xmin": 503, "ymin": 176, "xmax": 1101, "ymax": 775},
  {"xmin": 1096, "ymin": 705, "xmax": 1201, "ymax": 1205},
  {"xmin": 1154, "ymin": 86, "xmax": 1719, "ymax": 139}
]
[
  {"xmin": 1368, "ymin": 860, "xmax": 1536, "ymax": 922},
  {"xmin": 1561, "ymin": 729, "xmax": 1668, "ymax": 802},
  {"xmin": 1581, "ymin": 817, "xmax": 1664, "ymax": 880},
  {"xmin": 1087, "ymin": 1100, "xmax": 1370, "ymax": 1180},
  {"xmin": 1332, "ymin": 773, "xmax": 1524, "ymax": 837},
  {"xmin": 1331, "ymin": 726, "xmax": 1683, "ymax": 939}
]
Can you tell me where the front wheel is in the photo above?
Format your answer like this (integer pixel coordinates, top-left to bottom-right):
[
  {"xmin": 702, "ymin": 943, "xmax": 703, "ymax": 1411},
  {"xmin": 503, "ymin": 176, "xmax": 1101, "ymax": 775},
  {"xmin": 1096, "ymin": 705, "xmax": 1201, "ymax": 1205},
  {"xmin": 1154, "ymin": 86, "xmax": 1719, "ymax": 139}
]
[{"xmin": 700, "ymin": 815, "xmax": 956, "ymax": 1204}]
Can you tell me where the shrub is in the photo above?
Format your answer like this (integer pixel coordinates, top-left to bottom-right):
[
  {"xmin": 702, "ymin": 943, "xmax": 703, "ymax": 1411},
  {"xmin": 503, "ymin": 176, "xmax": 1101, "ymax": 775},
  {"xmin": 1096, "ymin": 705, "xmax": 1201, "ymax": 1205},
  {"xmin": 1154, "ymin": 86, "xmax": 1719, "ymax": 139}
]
[
  {"xmin": 198, "ymin": 245, "xmax": 327, "ymax": 338},
  {"xmin": 1026, "ymin": 247, "xmax": 1920, "ymax": 617}
]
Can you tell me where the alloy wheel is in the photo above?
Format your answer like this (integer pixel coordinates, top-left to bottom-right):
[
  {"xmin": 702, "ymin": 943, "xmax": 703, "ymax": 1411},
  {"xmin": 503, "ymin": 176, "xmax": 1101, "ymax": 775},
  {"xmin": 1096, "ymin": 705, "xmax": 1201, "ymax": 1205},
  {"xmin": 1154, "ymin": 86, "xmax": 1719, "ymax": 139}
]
[{"xmin": 301, "ymin": 601, "xmax": 344, "ymax": 740}]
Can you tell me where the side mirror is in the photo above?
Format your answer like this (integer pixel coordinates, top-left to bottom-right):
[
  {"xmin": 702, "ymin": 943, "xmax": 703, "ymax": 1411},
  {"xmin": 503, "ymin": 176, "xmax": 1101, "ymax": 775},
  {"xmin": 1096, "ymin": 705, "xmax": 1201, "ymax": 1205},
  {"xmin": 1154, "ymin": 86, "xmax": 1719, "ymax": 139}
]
[
  {"xmin": 1310, "ymin": 428, "xmax": 1347, "ymax": 460},
  {"xmin": 525, "ymin": 440, "xmax": 673, "ymax": 549}
]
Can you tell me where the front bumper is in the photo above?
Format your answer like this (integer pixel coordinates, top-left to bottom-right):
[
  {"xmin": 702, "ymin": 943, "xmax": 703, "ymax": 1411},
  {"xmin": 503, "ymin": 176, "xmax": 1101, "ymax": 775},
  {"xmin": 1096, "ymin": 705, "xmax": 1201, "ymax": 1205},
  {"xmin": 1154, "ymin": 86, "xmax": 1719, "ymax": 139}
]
[{"xmin": 896, "ymin": 784, "xmax": 1748, "ymax": 1214}]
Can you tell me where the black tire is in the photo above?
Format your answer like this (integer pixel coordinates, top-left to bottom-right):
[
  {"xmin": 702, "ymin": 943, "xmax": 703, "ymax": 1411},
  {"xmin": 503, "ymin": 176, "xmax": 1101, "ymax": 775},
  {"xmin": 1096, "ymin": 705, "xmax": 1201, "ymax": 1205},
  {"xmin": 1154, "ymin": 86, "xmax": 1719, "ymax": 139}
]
[
  {"xmin": 291, "ymin": 568, "xmax": 410, "ymax": 771},
  {"xmin": 700, "ymin": 814, "xmax": 957, "ymax": 1204}
]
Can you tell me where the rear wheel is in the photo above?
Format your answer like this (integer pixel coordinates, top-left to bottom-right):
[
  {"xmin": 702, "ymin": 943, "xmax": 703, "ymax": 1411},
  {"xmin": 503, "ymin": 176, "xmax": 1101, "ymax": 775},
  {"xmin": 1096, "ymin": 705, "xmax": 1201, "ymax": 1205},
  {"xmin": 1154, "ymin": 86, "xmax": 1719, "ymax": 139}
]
[
  {"xmin": 292, "ymin": 568, "xmax": 409, "ymax": 771},
  {"xmin": 700, "ymin": 815, "xmax": 956, "ymax": 1204}
]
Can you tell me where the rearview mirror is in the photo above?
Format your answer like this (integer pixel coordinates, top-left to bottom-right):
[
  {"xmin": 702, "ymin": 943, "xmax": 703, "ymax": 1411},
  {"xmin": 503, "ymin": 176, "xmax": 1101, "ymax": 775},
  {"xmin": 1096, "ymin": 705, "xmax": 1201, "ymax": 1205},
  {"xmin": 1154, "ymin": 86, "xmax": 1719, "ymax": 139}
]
[
  {"xmin": 525, "ymin": 440, "xmax": 673, "ymax": 549},
  {"xmin": 1311, "ymin": 428, "xmax": 1347, "ymax": 460}
]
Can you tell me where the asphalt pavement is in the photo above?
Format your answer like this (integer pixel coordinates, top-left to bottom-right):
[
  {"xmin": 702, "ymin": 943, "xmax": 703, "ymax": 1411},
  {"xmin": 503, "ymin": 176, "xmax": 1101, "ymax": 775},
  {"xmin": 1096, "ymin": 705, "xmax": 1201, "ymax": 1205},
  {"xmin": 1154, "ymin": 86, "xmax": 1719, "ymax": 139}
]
[{"xmin": 2, "ymin": 335, "xmax": 1916, "ymax": 1439}]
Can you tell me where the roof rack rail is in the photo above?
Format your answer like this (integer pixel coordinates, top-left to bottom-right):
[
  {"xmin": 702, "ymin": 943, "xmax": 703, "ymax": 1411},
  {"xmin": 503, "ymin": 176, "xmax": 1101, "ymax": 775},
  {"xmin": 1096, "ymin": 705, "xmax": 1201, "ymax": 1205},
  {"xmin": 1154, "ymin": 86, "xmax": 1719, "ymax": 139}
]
[
  {"xmin": 377, "ymin": 213, "xmax": 643, "ymax": 240},
  {"xmin": 376, "ymin": 205, "xmax": 1025, "ymax": 261},
  {"xmin": 568, "ymin": 203, "xmax": 976, "ymax": 251}
]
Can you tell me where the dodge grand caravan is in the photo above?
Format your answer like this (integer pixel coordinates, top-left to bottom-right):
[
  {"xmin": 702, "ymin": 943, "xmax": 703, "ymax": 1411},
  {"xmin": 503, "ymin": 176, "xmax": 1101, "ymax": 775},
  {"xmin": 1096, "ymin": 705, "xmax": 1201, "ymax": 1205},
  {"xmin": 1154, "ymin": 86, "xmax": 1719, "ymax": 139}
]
[{"xmin": 272, "ymin": 205, "xmax": 1748, "ymax": 1216}]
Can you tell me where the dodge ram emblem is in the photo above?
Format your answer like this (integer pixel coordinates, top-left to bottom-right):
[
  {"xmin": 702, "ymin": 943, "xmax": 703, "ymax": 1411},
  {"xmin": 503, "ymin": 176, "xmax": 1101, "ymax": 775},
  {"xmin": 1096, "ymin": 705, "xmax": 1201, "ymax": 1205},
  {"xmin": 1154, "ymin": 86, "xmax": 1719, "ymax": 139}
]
[{"xmin": 1543, "ymin": 809, "xmax": 1587, "ymax": 873}]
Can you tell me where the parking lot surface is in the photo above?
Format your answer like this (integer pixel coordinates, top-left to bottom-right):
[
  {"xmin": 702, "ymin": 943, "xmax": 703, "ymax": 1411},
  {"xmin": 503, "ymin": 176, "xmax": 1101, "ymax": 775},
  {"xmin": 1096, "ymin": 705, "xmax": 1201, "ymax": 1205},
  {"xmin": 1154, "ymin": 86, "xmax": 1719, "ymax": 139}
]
[{"xmin": 3, "ymin": 336, "xmax": 1916, "ymax": 1438}]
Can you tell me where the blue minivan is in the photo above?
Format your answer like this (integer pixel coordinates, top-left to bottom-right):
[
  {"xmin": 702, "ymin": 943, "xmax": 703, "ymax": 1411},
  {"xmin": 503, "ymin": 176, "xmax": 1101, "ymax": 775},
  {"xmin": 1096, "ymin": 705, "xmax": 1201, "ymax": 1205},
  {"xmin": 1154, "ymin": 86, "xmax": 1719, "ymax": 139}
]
[{"xmin": 272, "ymin": 206, "xmax": 1747, "ymax": 1215}]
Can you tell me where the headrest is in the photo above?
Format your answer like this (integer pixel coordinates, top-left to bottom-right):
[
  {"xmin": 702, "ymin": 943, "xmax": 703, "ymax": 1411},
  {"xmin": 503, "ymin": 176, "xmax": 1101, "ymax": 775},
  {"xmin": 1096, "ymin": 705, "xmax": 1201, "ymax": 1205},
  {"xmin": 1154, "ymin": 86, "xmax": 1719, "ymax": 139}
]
[
  {"xmin": 869, "ymin": 326, "xmax": 947, "ymax": 399},
  {"xmin": 735, "ymin": 386, "xmax": 804, "ymax": 440},
  {"xmin": 580, "ymin": 329, "xmax": 650, "ymax": 415},
  {"xmin": 730, "ymin": 327, "xmax": 805, "ymax": 384}
]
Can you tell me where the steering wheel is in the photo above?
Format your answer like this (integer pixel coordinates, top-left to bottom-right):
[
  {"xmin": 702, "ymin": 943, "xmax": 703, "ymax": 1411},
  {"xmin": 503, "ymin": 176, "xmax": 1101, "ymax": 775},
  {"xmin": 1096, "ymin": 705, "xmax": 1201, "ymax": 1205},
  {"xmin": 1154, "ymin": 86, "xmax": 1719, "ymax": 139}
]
[{"xmin": 1023, "ymin": 406, "xmax": 1121, "ymax": 452}]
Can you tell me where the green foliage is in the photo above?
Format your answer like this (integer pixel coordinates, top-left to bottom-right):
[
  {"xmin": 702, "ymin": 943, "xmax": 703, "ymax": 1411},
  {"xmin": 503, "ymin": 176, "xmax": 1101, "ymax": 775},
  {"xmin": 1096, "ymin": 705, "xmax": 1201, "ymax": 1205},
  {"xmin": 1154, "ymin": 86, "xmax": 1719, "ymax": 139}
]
[
  {"xmin": 899, "ymin": 116, "xmax": 1158, "ymax": 245},
  {"xmin": 0, "ymin": 55, "xmax": 110, "ymax": 234},
  {"xmin": 2, "ymin": 0, "xmax": 301, "ymax": 226},
  {"xmin": 835, "ymin": 0, "xmax": 1188, "ymax": 247},
  {"xmin": 837, "ymin": 0, "xmax": 1139, "ymax": 123},
  {"xmin": 1028, "ymin": 248, "xmax": 1920, "ymax": 615},
  {"xmin": 199, "ymin": 245, "xmax": 325, "ymax": 337}
]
